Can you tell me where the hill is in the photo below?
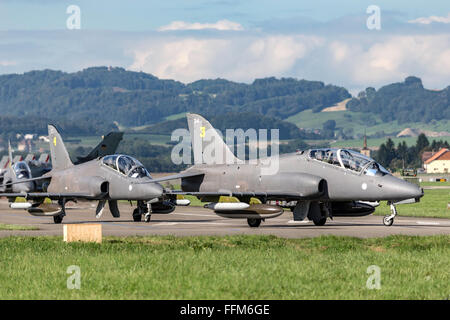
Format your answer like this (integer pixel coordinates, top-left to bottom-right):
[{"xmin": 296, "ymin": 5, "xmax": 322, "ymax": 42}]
[
  {"xmin": 0, "ymin": 67, "xmax": 350, "ymax": 129},
  {"xmin": 346, "ymin": 76, "xmax": 450, "ymax": 123}
]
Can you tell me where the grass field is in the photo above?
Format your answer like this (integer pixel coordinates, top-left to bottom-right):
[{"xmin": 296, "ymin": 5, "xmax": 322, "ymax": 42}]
[
  {"xmin": 374, "ymin": 189, "xmax": 450, "ymax": 219},
  {"xmin": 0, "ymin": 235, "xmax": 448, "ymax": 299},
  {"xmin": 286, "ymin": 108, "xmax": 450, "ymax": 138},
  {"xmin": 0, "ymin": 224, "xmax": 39, "ymax": 231}
]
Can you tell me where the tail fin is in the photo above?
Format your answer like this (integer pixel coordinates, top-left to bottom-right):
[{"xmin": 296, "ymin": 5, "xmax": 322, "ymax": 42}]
[
  {"xmin": 48, "ymin": 125, "xmax": 73, "ymax": 170},
  {"xmin": 75, "ymin": 131, "xmax": 124, "ymax": 164},
  {"xmin": 186, "ymin": 113, "xmax": 237, "ymax": 165},
  {"xmin": 7, "ymin": 140, "xmax": 13, "ymax": 167}
]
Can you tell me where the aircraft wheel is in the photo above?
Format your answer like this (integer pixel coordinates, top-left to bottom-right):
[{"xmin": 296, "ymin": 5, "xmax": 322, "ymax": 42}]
[
  {"xmin": 247, "ymin": 218, "xmax": 261, "ymax": 228},
  {"xmin": 383, "ymin": 216, "xmax": 394, "ymax": 226},
  {"xmin": 132, "ymin": 209, "xmax": 142, "ymax": 222},
  {"xmin": 144, "ymin": 213, "xmax": 151, "ymax": 223},
  {"xmin": 313, "ymin": 217, "xmax": 326, "ymax": 226},
  {"xmin": 53, "ymin": 214, "xmax": 64, "ymax": 224}
]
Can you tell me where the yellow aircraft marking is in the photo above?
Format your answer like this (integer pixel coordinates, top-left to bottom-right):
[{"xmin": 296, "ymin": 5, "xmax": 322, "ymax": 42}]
[
  {"xmin": 53, "ymin": 137, "xmax": 57, "ymax": 146},
  {"xmin": 200, "ymin": 126, "xmax": 205, "ymax": 138}
]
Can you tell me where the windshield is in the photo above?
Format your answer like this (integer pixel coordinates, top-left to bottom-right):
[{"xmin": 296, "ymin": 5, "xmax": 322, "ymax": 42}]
[
  {"xmin": 309, "ymin": 148, "xmax": 390, "ymax": 176},
  {"xmin": 102, "ymin": 154, "xmax": 150, "ymax": 178},
  {"xmin": 13, "ymin": 162, "xmax": 31, "ymax": 179},
  {"xmin": 339, "ymin": 150, "xmax": 372, "ymax": 172}
]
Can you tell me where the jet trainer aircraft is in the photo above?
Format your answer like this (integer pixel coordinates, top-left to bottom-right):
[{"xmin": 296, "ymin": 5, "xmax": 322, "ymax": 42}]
[
  {"xmin": 2, "ymin": 125, "xmax": 186, "ymax": 223},
  {"xmin": 1, "ymin": 131, "xmax": 125, "ymax": 193},
  {"xmin": 167, "ymin": 113, "xmax": 424, "ymax": 227},
  {"xmin": 0, "ymin": 141, "xmax": 35, "ymax": 194}
]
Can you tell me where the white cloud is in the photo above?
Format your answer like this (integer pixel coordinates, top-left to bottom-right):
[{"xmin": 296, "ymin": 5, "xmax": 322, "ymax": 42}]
[
  {"xmin": 158, "ymin": 19, "xmax": 244, "ymax": 31},
  {"xmin": 127, "ymin": 33, "xmax": 450, "ymax": 91},
  {"xmin": 128, "ymin": 35, "xmax": 323, "ymax": 83},
  {"xmin": 408, "ymin": 13, "xmax": 450, "ymax": 24}
]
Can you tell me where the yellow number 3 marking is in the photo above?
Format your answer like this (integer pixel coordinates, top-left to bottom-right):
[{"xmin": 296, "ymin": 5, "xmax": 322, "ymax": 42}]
[
  {"xmin": 200, "ymin": 126, "xmax": 205, "ymax": 138},
  {"xmin": 53, "ymin": 137, "xmax": 57, "ymax": 146}
]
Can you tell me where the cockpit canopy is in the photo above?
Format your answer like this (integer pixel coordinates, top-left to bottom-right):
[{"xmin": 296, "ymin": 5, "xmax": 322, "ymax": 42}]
[
  {"xmin": 309, "ymin": 148, "xmax": 390, "ymax": 176},
  {"xmin": 102, "ymin": 155, "xmax": 151, "ymax": 179},
  {"xmin": 13, "ymin": 161, "xmax": 32, "ymax": 179}
]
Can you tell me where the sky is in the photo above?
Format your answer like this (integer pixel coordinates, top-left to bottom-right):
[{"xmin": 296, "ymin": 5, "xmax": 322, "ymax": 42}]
[{"xmin": 0, "ymin": 0, "xmax": 449, "ymax": 93}]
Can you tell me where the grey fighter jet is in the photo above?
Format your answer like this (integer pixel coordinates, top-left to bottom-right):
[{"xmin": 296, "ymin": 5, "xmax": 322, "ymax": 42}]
[
  {"xmin": 0, "ymin": 141, "xmax": 35, "ymax": 193},
  {"xmin": 167, "ymin": 113, "xmax": 424, "ymax": 227},
  {"xmin": 2, "ymin": 125, "xmax": 185, "ymax": 224}
]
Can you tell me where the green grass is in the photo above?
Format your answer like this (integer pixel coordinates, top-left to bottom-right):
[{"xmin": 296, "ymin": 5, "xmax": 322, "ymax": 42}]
[
  {"xmin": 286, "ymin": 108, "xmax": 450, "ymax": 138},
  {"xmin": 0, "ymin": 223, "xmax": 39, "ymax": 231},
  {"xmin": 0, "ymin": 235, "xmax": 449, "ymax": 299},
  {"xmin": 375, "ymin": 189, "xmax": 450, "ymax": 219},
  {"xmin": 165, "ymin": 112, "xmax": 187, "ymax": 121}
]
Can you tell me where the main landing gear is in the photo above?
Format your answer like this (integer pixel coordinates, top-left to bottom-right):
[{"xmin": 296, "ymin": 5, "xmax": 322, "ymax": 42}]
[
  {"xmin": 132, "ymin": 200, "xmax": 152, "ymax": 223},
  {"xmin": 53, "ymin": 199, "xmax": 66, "ymax": 224},
  {"xmin": 383, "ymin": 203, "xmax": 397, "ymax": 226},
  {"xmin": 247, "ymin": 218, "xmax": 264, "ymax": 228}
]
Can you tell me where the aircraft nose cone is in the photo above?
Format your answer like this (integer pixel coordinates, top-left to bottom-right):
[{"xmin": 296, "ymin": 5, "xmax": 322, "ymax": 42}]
[{"xmin": 383, "ymin": 176, "xmax": 423, "ymax": 201}]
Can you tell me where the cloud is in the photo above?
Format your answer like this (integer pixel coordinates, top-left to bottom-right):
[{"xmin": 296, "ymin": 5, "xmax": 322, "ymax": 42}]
[
  {"xmin": 409, "ymin": 13, "xmax": 450, "ymax": 25},
  {"xmin": 127, "ymin": 32, "xmax": 450, "ymax": 92},
  {"xmin": 158, "ymin": 19, "xmax": 244, "ymax": 31},
  {"xmin": 128, "ymin": 35, "xmax": 322, "ymax": 82}
]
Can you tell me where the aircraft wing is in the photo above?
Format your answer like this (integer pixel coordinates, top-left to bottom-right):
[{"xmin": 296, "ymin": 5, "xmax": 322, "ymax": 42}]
[
  {"xmin": 136, "ymin": 172, "xmax": 205, "ymax": 184},
  {"xmin": 0, "ymin": 175, "xmax": 51, "ymax": 187},
  {"xmin": 165, "ymin": 190, "xmax": 317, "ymax": 200},
  {"xmin": 0, "ymin": 192, "xmax": 99, "ymax": 200}
]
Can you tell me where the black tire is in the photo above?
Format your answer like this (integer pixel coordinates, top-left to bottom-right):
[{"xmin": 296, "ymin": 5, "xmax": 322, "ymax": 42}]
[
  {"xmin": 313, "ymin": 217, "xmax": 326, "ymax": 226},
  {"xmin": 132, "ymin": 208, "xmax": 142, "ymax": 222},
  {"xmin": 247, "ymin": 218, "xmax": 261, "ymax": 228},
  {"xmin": 383, "ymin": 216, "xmax": 394, "ymax": 226},
  {"xmin": 53, "ymin": 214, "xmax": 63, "ymax": 224}
]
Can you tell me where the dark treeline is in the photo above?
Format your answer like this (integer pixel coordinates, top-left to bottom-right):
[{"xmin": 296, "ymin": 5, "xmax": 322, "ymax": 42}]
[
  {"xmin": 0, "ymin": 115, "xmax": 117, "ymax": 141},
  {"xmin": 373, "ymin": 133, "xmax": 450, "ymax": 170},
  {"xmin": 0, "ymin": 67, "xmax": 350, "ymax": 129},
  {"xmin": 347, "ymin": 76, "xmax": 450, "ymax": 123}
]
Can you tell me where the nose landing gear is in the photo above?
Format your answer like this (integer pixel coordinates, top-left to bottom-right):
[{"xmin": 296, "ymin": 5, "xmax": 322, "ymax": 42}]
[
  {"xmin": 383, "ymin": 203, "xmax": 397, "ymax": 226},
  {"xmin": 132, "ymin": 200, "xmax": 152, "ymax": 222}
]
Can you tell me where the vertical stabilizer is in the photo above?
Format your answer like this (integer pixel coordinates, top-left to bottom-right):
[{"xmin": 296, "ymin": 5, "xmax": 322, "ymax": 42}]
[
  {"xmin": 48, "ymin": 125, "xmax": 73, "ymax": 170},
  {"xmin": 186, "ymin": 113, "xmax": 238, "ymax": 165},
  {"xmin": 7, "ymin": 140, "xmax": 13, "ymax": 167}
]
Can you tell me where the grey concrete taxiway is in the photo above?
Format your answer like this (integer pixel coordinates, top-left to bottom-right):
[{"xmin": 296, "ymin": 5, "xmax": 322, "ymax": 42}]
[{"xmin": 0, "ymin": 200, "xmax": 449, "ymax": 238}]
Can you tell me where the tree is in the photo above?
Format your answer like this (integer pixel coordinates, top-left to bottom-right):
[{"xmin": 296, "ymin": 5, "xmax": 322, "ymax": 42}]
[{"xmin": 416, "ymin": 133, "xmax": 429, "ymax": 152}]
